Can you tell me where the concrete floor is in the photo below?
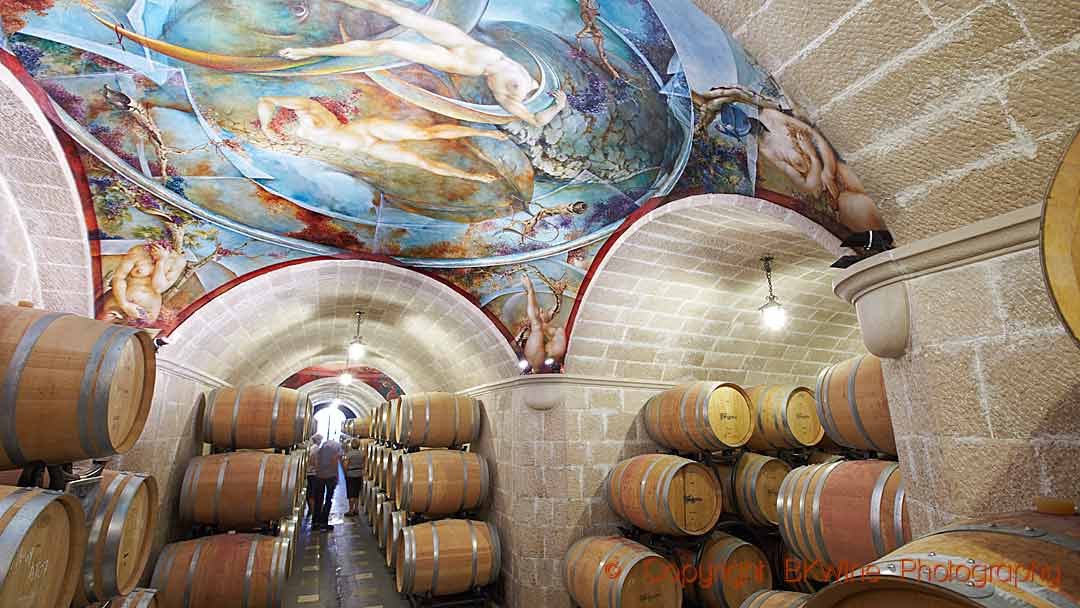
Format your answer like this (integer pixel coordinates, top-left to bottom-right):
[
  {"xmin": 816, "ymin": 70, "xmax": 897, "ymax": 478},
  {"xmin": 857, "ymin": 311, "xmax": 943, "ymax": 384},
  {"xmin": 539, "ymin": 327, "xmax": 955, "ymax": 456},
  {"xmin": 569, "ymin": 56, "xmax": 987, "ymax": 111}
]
[{"xmin": 283, "ymin": 472, "xmax": 409, "ymax": 608}]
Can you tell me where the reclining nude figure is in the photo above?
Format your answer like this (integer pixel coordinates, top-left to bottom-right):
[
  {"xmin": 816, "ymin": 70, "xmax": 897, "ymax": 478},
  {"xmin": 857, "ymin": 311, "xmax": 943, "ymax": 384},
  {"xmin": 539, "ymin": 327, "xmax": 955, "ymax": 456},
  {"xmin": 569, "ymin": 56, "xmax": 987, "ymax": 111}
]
[
  {"xmin": 257, "ymin": 96, "xmax": 506, "ymax": 182},
  {"xmin": 279, "ymin": 0, "xmax": 560, "ymax": 128}
]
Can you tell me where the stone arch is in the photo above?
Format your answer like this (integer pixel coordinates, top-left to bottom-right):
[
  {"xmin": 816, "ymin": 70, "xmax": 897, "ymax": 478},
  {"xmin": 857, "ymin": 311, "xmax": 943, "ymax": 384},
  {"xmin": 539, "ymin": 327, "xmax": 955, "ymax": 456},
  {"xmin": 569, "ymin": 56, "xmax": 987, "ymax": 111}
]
[
  {"xmin": 566, "ymin": 193, "xmax": 862, "ymax": 384},
  {"xmin": 0, "ymin": 63, "xmax": 92, "ymax": 314},
  {"xmin": 162, "ymin": 259, "xmax": 519, "ymax": 392}
]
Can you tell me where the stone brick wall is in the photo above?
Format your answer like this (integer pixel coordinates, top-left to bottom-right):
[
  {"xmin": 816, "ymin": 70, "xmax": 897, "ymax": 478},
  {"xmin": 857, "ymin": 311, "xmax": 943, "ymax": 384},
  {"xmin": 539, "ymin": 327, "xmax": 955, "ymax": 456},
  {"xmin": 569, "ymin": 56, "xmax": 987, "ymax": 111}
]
[
  {"xmin": 108, "ymin": 362, "xmax": 224, "ymax": 582},
  {"xmin": 465, "ymin": 377, "xmax": 673, "ymax": 608},
  {"xmin": 694, "ymin": 0, "xmax": 1080, "ymax": 244},
  {"xmin": 567, "ymin": 195, "xmax": 865, "ymax": 387},
  {"xmin": 882, "ymin": 246, "xmax": 1080, "ymax": 535},
  {"xmin": 0, "ymin": 65, "xmax": 93, "ymax": 314},
  {"xmin": 165, "ymin": 260, "xmax": 518, "ymax": 392}
]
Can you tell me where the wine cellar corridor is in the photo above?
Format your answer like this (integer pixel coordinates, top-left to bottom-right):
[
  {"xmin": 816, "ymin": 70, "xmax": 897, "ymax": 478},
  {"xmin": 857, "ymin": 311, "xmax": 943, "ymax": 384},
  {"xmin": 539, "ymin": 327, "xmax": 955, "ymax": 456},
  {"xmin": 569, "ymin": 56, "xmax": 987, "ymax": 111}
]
[{"xmin": 0, "ymin": 0, "xmax": 1078, "ymax": 607}]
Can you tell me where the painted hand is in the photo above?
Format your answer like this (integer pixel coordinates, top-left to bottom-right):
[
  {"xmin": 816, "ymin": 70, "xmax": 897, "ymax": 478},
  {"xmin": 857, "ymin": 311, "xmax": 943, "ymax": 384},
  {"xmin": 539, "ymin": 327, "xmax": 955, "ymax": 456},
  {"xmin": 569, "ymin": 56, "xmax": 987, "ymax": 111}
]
[{"xmin": 279, "ymin": 48, "xmax": 315, "ymax": 60}]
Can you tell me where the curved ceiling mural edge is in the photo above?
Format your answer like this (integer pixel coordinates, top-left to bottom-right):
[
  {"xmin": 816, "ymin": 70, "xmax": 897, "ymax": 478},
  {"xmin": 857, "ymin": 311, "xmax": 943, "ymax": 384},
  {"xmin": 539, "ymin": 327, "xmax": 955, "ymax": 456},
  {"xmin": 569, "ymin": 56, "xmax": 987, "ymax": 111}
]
[{"xmin": 2, "ymin": 0, "xmax": 888, "ymax": 374}]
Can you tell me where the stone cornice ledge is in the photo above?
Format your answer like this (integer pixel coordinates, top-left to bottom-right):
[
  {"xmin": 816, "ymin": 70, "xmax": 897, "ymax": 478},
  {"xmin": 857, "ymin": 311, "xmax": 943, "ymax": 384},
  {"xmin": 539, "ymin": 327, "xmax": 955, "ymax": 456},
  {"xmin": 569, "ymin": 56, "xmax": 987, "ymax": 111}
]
[
  {"xmin": 156, "ymin": 357, "xmax": 232, "ymax": 389},
  {"xmin": 833, "ymin": 205, "xmax": 1041, "ymax": 358},
  {"xmin": 459, "ymin": 374, "xmax": 676, "ymax": 410}
]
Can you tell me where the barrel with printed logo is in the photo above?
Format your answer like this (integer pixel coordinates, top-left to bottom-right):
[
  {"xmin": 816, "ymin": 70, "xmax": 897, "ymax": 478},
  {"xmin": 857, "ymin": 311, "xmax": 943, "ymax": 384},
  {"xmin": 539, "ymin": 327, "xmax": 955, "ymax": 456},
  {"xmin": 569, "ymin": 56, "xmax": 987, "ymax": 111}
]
[
  {"xmin": 564, "ymin": 536, "xmax": 682, "ymax": 608},
  {"xmin": 803, "ymin": 511, "xmax": 1080, "ymax": 608}
]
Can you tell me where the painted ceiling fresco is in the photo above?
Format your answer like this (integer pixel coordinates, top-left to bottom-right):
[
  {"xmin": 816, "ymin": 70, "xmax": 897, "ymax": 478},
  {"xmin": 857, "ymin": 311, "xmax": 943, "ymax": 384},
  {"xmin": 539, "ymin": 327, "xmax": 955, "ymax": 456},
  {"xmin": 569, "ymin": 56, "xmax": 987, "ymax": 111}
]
[
  {"xmin": 281, "ymin": 364, "xmax": 404, "ymax": 401},
  {"xmin": 2, "ymin": 0, "xmax": 887, "ymax": 373}
]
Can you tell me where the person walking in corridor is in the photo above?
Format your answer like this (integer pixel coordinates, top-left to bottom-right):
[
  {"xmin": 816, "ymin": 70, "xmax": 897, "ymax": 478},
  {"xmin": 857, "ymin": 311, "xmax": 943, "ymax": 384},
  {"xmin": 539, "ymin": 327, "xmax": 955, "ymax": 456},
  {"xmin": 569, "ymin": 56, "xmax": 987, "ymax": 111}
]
[{"xmin": 313, "ymin": 433, "xmax": 344, "ymax": 531}]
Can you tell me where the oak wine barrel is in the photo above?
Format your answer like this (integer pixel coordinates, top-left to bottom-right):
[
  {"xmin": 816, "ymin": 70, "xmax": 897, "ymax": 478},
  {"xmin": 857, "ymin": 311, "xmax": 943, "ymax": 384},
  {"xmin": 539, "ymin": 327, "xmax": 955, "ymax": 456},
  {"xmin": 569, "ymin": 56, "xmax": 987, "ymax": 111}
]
[
  {"xmin": 605, "ymin": 454, "xmax": 721, "ymax": 536},
  {"xmin": 361, "ymin": 480, "xmax": 372, "ymax": 525},
  {"xmin": 377, "ymin": 499, "xmax": 393, "ymax": 550},
  {"xmin": 714, "ymin": 452, "xmax": 791, "ymax": 527},
  {"xmin": 1041, "ymin": 130, "xmax": 1080, "ymax": 344},
  {"xmin": 564, "ymin": 536, "xmax": 682, "ymax": 608},
  {"xmin": 377, "ymin": 402, "xmax": 389, "ymax": 442},
  {"xmin": 396, "ymin": 450, "xmax": 490, "ymax": 515},
  {"xmin": 342, "ymin": 417, "xmax": 370, "ymax": 438},
  {"xmin": 741, "ymin": 590, "xmax": 809, "ymax": 608},
  {"xmin": 778, "ymin": 460, "xmax": 909, "ymax": 572},
  {"xmin": 386, "ymin": 449, "xmax": 406, "ymax": 501},
  {"xmin": 386, "ymin": 510, "xmax": 407, "ymax": 569},
  {"xmin": 386, "ymin": 399, "xmax": 400, "ymax": 446},
  {"xmin": 396, "ymin": 393, "xmax": 481, "ymax": 448},
  {"xmin": 0, "ymin": 305, "xmax": 155, "ymax": 468},
  {"xmin": 815, "ymin": 355, "xmax": 896, "ymax": 454},
  {"xmin": 746, "ymin": 386, "xmax": 823, "ymax": 450},
  {"xmin": 389, "ymin": 398, "xmax": 402, "ymax": 443},
  {"xmin": 75, "ymin": 470, "xmax": 158, "ymax": 605},
  {"xmin": 805, "ymin": 511, "xmax": 1080, "ymax": 607},
  {"xmin": 111, "ymin": 588, "xmax": 159, "ymax": 607},
  {"xmin": 0, "ymin": 486, "xmax": 87, "ymax": 607},
  {"xmin": 372, "ymin": 491, "xmax": 388, "ymax": 530},
  {"xmin": 179, "ymin": 452, "xmax": 301, "ymax": 529},
  {"xmin": 643, "ymin": 382, "xmax": 753, "ymax": 453},
  {"xmin": 395, "ymin": 519, "xmax": 500, "ymax": 596},
  {"xmin": 670, "ymin": 531, "xmax": 771, "ymax": 608},
  {"xmin": 151, "ymin": 534, "xmax": 288, "ymax": 608},
  {"xmin": 201, "ymin": 385, "xmax": 311, "ymax": 450}
]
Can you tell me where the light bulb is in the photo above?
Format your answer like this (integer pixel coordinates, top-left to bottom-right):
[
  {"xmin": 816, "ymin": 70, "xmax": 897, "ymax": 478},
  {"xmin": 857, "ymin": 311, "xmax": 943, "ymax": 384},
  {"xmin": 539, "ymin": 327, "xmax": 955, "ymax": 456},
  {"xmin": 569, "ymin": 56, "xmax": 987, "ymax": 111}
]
[
  {"xmin": 544, "ymin": 358, "xmax": 555, "ymax": 366},
  {"xmin": 348, "ymin": 340, "xmax": 365, "ymax": 360},
  {"xmin": 517, "ymin": 359, "xmax": 529, "ymax": 370},
  {"xmin": 760, "ymin": 302, "xmax": 787, "ymax": 330},
  {"xmin": 338, "ymin": 372, "xmax": 354, "ymax": 386}
]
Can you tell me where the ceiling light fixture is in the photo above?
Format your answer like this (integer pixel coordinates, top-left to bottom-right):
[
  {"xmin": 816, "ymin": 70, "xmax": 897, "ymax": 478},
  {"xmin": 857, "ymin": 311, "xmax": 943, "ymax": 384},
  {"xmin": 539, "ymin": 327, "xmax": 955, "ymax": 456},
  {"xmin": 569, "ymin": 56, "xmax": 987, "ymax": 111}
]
[
  {"xmin": 758, "ymin": 255, "xmax": 787, "ymax": 331},
  {"xmin": 347, "ymin": 310, "xmax": 366, "ymax": 361}
]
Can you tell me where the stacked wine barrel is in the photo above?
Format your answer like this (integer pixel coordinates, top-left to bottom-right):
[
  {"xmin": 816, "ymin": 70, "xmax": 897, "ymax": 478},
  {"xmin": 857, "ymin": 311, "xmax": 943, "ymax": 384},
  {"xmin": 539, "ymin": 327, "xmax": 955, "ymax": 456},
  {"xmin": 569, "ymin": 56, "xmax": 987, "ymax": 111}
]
[
  {"xmin": 361, "ymin": 393, "xmax": 500, "ymax": 599},
  {"xmin": 567, "ymin": 365, "xmax": 911, "ymax": 607},
  {"xmin": 0, "ymin": 304, "xmax": 162, "ymax": 608},
  {"xmin": 149, "ymin": 383, "xmax": 311, "ymax": 608}
]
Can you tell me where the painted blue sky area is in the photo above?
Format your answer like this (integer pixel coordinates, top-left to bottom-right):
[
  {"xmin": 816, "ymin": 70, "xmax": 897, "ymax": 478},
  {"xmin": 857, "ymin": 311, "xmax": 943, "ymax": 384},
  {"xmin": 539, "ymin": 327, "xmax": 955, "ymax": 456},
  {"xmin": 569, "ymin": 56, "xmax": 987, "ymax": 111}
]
[{"xmin": 649, "ymin": 0, "xmax": 738, "ymax": 90}]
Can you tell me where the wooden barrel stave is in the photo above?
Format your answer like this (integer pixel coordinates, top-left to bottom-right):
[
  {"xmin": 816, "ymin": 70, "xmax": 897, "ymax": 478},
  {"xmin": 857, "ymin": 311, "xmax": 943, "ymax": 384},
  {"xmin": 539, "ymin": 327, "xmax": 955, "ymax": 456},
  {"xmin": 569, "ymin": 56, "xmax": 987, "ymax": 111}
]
[
  {"xmin": 180, "ymin": 452, "xmax": 300, "ymax": 529},
  {"xmin": 397, "ymin": 394, "xmax": 481, "ymax": 449},
  {"xmin": 76, "ymin": 470, "xmax": 158, "ymax": 604},
  {"xmin": 377, "ymin": 499, "xmax": 393, "ymax": 550},
  {"xmin": 563, "ymin": 536, "xmax": 682, "ymax": 608},
  {"xmin": 715, "ymin": 452, "xmax": 791, "ymax": 527},
  {"xmin": 643, "ymin": 382, "xmax": 754, "ymax": 453},
  {"xmin": 396, "ymin": 519, "xmax": 500, "ymax": 596},
  {"xmin": 606, "ymin": 454, "xmax": 722, "ymax": 536},
  {"xmin": 387, "ymin": 510, "xmax": 407, "ymax": 569},
  {"xmin": 151, "ymin": 534, "xmax": 288, "ymax": 608},
  {"xmin": 804, "ymin": 511, "xmax": 1080, "ymax": 608},
  {"xmin": 741, "ymin": 590, "xmax": 809, "ymax": 608},
  {"xmin": 201, "ymin": 385, "xmax": 312, "ymax": 450},
  {"xmin": 0, "ymin": 305, "xmax": 155, "ymax": 467},
  {"xmin": 815, "ymin": 355, "xmax": 896, "ymax": 455},
  {"xmin": 746, "ymin": 386, "xmax": 823, "ymax": 451},
  {"xmin": 672, "ymin": 531, "xmax": 772, "ymax": 608},
  {"xmin": 778, "ymin": 460, "xmax": 909, "ymax": 572},
  {"xmin": 396, "ymin": 450, "xmax": 489, "ymax": 515},
  {"xmin": 0, "ymin": 486, "xmax": 88, "ymax": 607}
]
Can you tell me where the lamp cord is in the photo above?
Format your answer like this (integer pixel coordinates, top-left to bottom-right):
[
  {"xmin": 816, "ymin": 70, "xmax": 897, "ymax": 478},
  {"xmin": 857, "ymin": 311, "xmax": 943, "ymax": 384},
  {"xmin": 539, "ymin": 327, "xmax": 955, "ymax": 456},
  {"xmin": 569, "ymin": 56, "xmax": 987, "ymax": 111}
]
[{"xmin": 761, "ymin": 256, "xmax": 776, "ymax": 299}]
